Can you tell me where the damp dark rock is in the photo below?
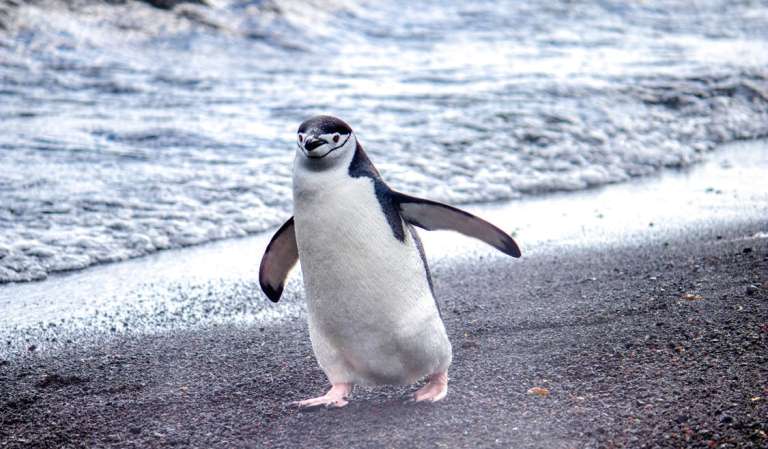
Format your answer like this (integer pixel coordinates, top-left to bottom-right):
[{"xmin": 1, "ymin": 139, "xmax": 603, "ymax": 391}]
[
  {"xmin": 36, "ymin": 373, "xmax": 87, "ymax": 388},
  {"xmin": 719, "ymin": 414, "xmax": 734, "ymax": 424}
]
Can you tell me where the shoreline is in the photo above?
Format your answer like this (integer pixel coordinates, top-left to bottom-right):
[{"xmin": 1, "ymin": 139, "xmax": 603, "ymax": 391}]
[
  {"xmin": 1, "ymin": 218, "xmax": 766, "ymax": 448},
  {"xmin": 0, "ymin": 139, "xmax": 766, "ymax": 346}
]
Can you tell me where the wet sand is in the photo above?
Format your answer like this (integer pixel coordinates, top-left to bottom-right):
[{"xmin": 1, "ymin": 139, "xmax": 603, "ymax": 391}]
[{"xmin": 1, "ymin": 218, "xmax": 766, "ymax": 448}]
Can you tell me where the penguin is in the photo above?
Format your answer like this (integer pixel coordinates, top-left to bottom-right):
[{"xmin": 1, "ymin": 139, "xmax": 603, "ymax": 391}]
[{"xmin": 259, "ymin": 115, "xmax": 520, "ymax": 408}]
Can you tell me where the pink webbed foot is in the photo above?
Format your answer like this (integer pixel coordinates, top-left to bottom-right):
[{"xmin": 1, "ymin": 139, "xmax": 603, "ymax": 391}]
[
  {"xmin": 293, "ymin": 383, "xmax": 353, "ymax": 409},
  {"xmin": 413, "ymin": 371, "xmax": 448, "ymax": 402}
]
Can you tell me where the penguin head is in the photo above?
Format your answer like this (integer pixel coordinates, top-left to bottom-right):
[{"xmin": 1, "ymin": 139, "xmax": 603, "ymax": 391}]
[{"xmin": 296, "ymin": 115, "xmax": 355, "ymax": 165}]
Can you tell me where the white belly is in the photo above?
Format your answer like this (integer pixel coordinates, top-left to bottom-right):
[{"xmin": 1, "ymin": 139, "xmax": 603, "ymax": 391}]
[{"xmin": 293, "ymin": 174, "xmax": 451, "ymax": 385}]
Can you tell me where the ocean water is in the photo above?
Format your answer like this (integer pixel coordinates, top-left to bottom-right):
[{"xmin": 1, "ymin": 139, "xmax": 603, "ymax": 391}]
[{"xmin": 0, "ymin": 0, "xmax": 767, "ymax": 283}]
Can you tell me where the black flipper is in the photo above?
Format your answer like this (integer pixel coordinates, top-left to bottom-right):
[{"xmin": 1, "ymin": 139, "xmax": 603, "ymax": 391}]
[
  {"xmin": 259, "ymin": 217, "xmax": 299, "ymax": 302},
  {"xmin": 394, "ymin": 193, "xmax": 522, "ymax": 258}
]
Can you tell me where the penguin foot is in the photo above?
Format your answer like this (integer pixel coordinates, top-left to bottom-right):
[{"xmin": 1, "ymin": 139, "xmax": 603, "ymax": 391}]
[
  {"xmin": 413, "ymin": 371, "xmax": 448, "ymax": 402},
  {"xmin": 293, "ymin": 383, "xmax": 352, "ymax": 409}
]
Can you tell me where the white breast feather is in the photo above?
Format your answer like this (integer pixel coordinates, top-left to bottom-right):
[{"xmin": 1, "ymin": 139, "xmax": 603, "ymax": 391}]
[{"xmin": 293, "ymin": 155, "xmax": 451, "ymax": 385}]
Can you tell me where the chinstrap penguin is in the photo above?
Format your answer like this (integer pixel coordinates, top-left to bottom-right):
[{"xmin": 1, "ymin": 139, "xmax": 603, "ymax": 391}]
[{"xmin": 260, "ymin": 115, "xmax": 521, "ymax": 408}]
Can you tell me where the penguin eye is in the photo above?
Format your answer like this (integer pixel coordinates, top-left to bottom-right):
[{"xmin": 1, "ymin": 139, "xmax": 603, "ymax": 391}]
[
  {"xmin": 298, "ymin": 134, "xmax": 303, "ymax": 143},
  {"xmin": 332, "ymin": 134, "xmax": 340, "ymax": 143}
]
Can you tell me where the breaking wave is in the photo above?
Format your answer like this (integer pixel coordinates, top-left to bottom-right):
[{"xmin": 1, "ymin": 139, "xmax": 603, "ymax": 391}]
[{"xmin": 1, "ymin": 0, "xmax": 767, "ymax": 282}]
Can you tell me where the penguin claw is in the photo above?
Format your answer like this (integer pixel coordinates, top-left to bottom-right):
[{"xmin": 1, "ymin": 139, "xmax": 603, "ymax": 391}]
[
  {"xmin": 293, "ymin": 383, "xmax": 352, "ymax": 409},
  {"xmin": 292, "ymin": 396, "xmax": 349, "ymax": 409},
  {"xmin": 292, "ymin": 398, "xmax": 348, "ymax": 410},
  {"xmin": 412, "ymin": 371, "xmax": 449, "ymax": 403}
]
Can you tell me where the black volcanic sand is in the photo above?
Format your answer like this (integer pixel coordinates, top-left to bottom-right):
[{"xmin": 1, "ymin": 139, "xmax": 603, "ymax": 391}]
[{"xmin": 1, "ymin": 223, "xmax": 767, "ymax": 449}]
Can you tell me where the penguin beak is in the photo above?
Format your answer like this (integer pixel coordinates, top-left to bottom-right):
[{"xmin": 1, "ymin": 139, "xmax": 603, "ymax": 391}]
[{"xmin": 304, "ymin": 137, "xmax": 326, "ymax": 152}]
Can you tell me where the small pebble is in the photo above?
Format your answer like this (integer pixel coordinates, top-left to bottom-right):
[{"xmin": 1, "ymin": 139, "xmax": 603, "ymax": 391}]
[
  {"xmin": 461, "ymin": 340, "xmax": 480, "ymax": 349},
  {"xmin": 681, "ymin": 293, "xmax": 704, "ymax": 301},
  {"xmin": 746, "ymin": 284, "xmax": 759, "ymax": 296},
  {"xmin": 527, "ymin": 386, "xmax": 550, "ymax": 397}
]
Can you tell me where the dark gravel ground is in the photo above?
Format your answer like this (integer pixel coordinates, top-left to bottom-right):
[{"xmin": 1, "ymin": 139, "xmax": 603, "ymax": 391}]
[{"xmin": 1, "ymin": 223, "xmax": 766, "ymax": 449}]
